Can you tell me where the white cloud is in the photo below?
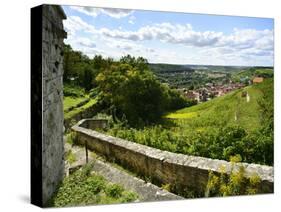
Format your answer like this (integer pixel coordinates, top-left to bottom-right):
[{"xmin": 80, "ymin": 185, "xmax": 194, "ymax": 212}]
[
  {"xmin": 70, "ymin": 6, "xmax": 133, "ymax": 19},
  {"xmin": 98, "ymin": 22, "xmax": 213, "ymax": 46},
  {"xmin": 63, "ymin": 16, "xmax": 95, "ymax": 36},
  {"xmin": 77, "ymin": 37, "xmax": 96, "ymax": 48},
  {"xmin": 63, "ymin": 15, "xmax": 273, "ymax": 66},
  {"xmin": 96, "ymin": 22, "xmax": 223, "ymax": 48},
  {"xmin": 218, "ymin": 28, "xmax": 273, "ymax": 51},
  {"xmin": 96, "ymin": 23, "xmax": 273, "ymax": 55}
]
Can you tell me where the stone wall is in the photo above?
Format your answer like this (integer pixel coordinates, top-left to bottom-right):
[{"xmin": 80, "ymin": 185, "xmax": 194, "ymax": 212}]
[
  {"xmin": 42, "ymin": 5, "xmax": 66, "ymax": 206},
  {"xmin": 72, "ymin": 119, "xmax": 274, "ymax": 196},
  {"xmin": 64, "ymin": 103, "xmax": 103, "ymax": 130}
]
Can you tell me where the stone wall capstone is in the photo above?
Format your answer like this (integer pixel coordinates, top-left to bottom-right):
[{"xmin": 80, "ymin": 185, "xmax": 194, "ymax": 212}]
[{"xmin": 42, "ymin": 5, "xmax": 66, "ymax": 206}]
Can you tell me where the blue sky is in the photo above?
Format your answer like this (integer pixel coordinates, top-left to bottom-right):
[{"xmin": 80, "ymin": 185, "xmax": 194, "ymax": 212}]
[{"xmin": 62, "ymin": 5, "xmax": 274, "ymax": 66}]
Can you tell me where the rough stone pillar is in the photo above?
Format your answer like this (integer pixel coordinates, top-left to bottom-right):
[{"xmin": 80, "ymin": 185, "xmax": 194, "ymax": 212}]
[
  {"xmin": 42, "ymin": 5, "xmax": 66, "ymax": 206},
  {"xmin": 31, "ymin": 4, "xmax": 66, "ymax": 207}
]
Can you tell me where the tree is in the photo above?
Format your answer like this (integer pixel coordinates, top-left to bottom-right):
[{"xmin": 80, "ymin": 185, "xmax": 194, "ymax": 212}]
[
  {"xmin": 82, "ymin": 65, "xmax": 94, "ymax": 91},
  {"xmin": 96, "ymin": 60, "xmax": 168, "ymax": 126},
  {"xmin": 120, "ymin": 55, "xmax": 149, "ymax": 71}
]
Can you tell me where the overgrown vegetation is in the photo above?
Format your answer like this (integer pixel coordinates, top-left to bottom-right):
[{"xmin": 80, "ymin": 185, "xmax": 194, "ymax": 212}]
[
  {"xmin": 49, "ymin": 164, "xmax": 138, "ymax": 207},
  {"xmin": 65, "ymin": 150, "xmax": 77, "ymax": 165},
  {"xmin": 66, "ymin": 131, "xmax": 77, "ymax": 145},
  {"xmin": 205, "ymin": 155, "xmax": 261, "ymax": 197}
]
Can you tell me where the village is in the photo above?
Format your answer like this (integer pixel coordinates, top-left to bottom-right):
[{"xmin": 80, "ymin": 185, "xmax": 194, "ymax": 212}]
[{"xmin": 180, "ymin": 77, "xmax": 264, "ymax": 103}]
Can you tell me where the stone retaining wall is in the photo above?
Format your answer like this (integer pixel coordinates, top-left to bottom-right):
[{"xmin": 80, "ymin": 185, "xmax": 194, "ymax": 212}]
[
  {"xmin": 72, "ymin": 119, "xmax": 274, "ymax": 196},
  {"xmin": 64, "ymin": 103, "xmax": 102, "ymax": 130}
]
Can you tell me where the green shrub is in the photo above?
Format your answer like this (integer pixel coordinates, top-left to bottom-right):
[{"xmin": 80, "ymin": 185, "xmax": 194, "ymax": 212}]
[
  {"xmin": 65, "ymin": 150, "xmax": 76, "ymax": 164},
  {"xmin": 66, "ymin": 132, "xmax": 77, "ymax": 145},
  {"xmin": 64, "ymin": 84, "xmax": 85, "ymax": 97},
  {"xmin": 161, "ymin": 184, "xmax": 171, "ymax": 192},
  {"xmin": 105, "ymin": 184, "xmax": 124, "ymax": 198},
  {"xmin": 49, "ymin": 164, "xmax": 138, "ymax": 207},
  {"xmin": 89, "ymin": 87, "xmax": 100, "ymax": 98},
  {"xmin": 100, "ymin": 122, "xmax": 272, "ymax": 165},
  {"xmin": 205, "ymin": 155, "xmax": 261, "ymax": 197}
]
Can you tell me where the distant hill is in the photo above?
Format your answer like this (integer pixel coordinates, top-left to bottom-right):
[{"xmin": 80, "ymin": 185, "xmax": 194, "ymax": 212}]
[
  {"xmin": 231, "ymin": 68, "xmax": 274, "ymax": 82},
  {"xmin": 164, "ymin": 78, "xmax": 273, "ymax": 132},
  {"xmin": 149, "ymin": 63, "xmax": 254, "ymax": 74},
  {"xmin": 148, "ymin": 63, "xmax": 194, "ymax": 74}
]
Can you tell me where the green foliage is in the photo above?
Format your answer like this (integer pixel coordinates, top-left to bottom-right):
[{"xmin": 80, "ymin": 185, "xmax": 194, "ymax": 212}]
[
  {"xmin": 102, "ymin": 123, "xmax": 272, "ymax": 165},
  {"xmin": 205, "ymin": 156, "xmax": 261, "ymax": 197},
  {"xmin": 99, "ymin": 80, "xmax": 273, "ymax": 165},
  {"xmin": 89, "ymin": 87, "xmax": 100, "ymax": 98},
  {"xmin": 231, "ymin": 67, "xmax": 273, "ymax": 82},
  {"xmin": 65, "ymin": 150, "xmax": 77, "ymax": 164},
  {"xmin": 82, "ymin": 65, "xmax": 95, "ymax": 91},
  {"xmin": 120, "ymin": 54, "xmax": 149, "ymax": 70},
  {"xmin": 105, "ymin": 184, "xmax": 124, "ymax": 198},
  {"xmin": 96, "ymin": 58, "xmax": 190, "ymax": 127},
  {"xmin": 63, "ymin": 44, "xmax": 114, "ymax": 91},
  {"xmin": 65, "ymin": 132, "xmax": 77, "ymax": 145},
  {"xmin": 64, "ymin": 96, "xmax": 89, "ymax": 113},
  {"xmin": 162, "ymin": 85, "xmax": 196, "ymax": 111},
  {"xmin": 161, "ymin": 184, "xmax": 171, "ymax": 192},
  {"xmin": 63, "ymin": 83, "xmax": 85, "ymax": 97},
  {"xmin": 63, "ymin": 43, "xmax": 272, "ymax": 165},
  {"xmin": 49, "ymin": 164, "xmax": 138, "ymax": 207},
  {"xmin": 64, "ymin": 98, "xmax": 98, "ymax": 120},
  {"xmin": 149, "ymin": 63, "xmax": 242, "ymax": 89},
  {"xmin": 255, "ymin": 69, "xmax": 274, "ymax": 78},
  {"xmin": 63, "ymin": 44, "xmax": 192, "ymax": 127}
]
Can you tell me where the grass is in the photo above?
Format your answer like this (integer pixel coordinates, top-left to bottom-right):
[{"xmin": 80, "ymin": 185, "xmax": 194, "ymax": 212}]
[
  {"xmin": 164, "ymin": 83, "xmax": 264, "ymax": 132},
  {"xmin": 49, "ymin": 164, "xmax": 138, "ymax": 207},
  {"xmin": 63, "ymin": 83, "xmax": 99, "ymax": 121},
  {"xmin": 164, "ymin": 111, "xmax": 197, "ymax": 119},
  {"xmin": 231, "ymin": 68, "xmax": 273, "ymax": 82},
  {"xmin": 64, "ymin": 98, "xmax": 98, "ymax": 120},
  {"xmin": 63, "ymin": 96, "xmax": 89, "ymax": 112}
]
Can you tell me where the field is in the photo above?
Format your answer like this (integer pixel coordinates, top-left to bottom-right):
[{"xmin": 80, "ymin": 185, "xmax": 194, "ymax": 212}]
[{"xmin": 164, "ymin": 83, "xmax": 263, "ymax": 132}]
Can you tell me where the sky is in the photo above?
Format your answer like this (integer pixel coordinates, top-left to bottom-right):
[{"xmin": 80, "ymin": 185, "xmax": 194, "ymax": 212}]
[{"xmin": 62, "ymin": 5, "xmax": 274, "ymax": 66}]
